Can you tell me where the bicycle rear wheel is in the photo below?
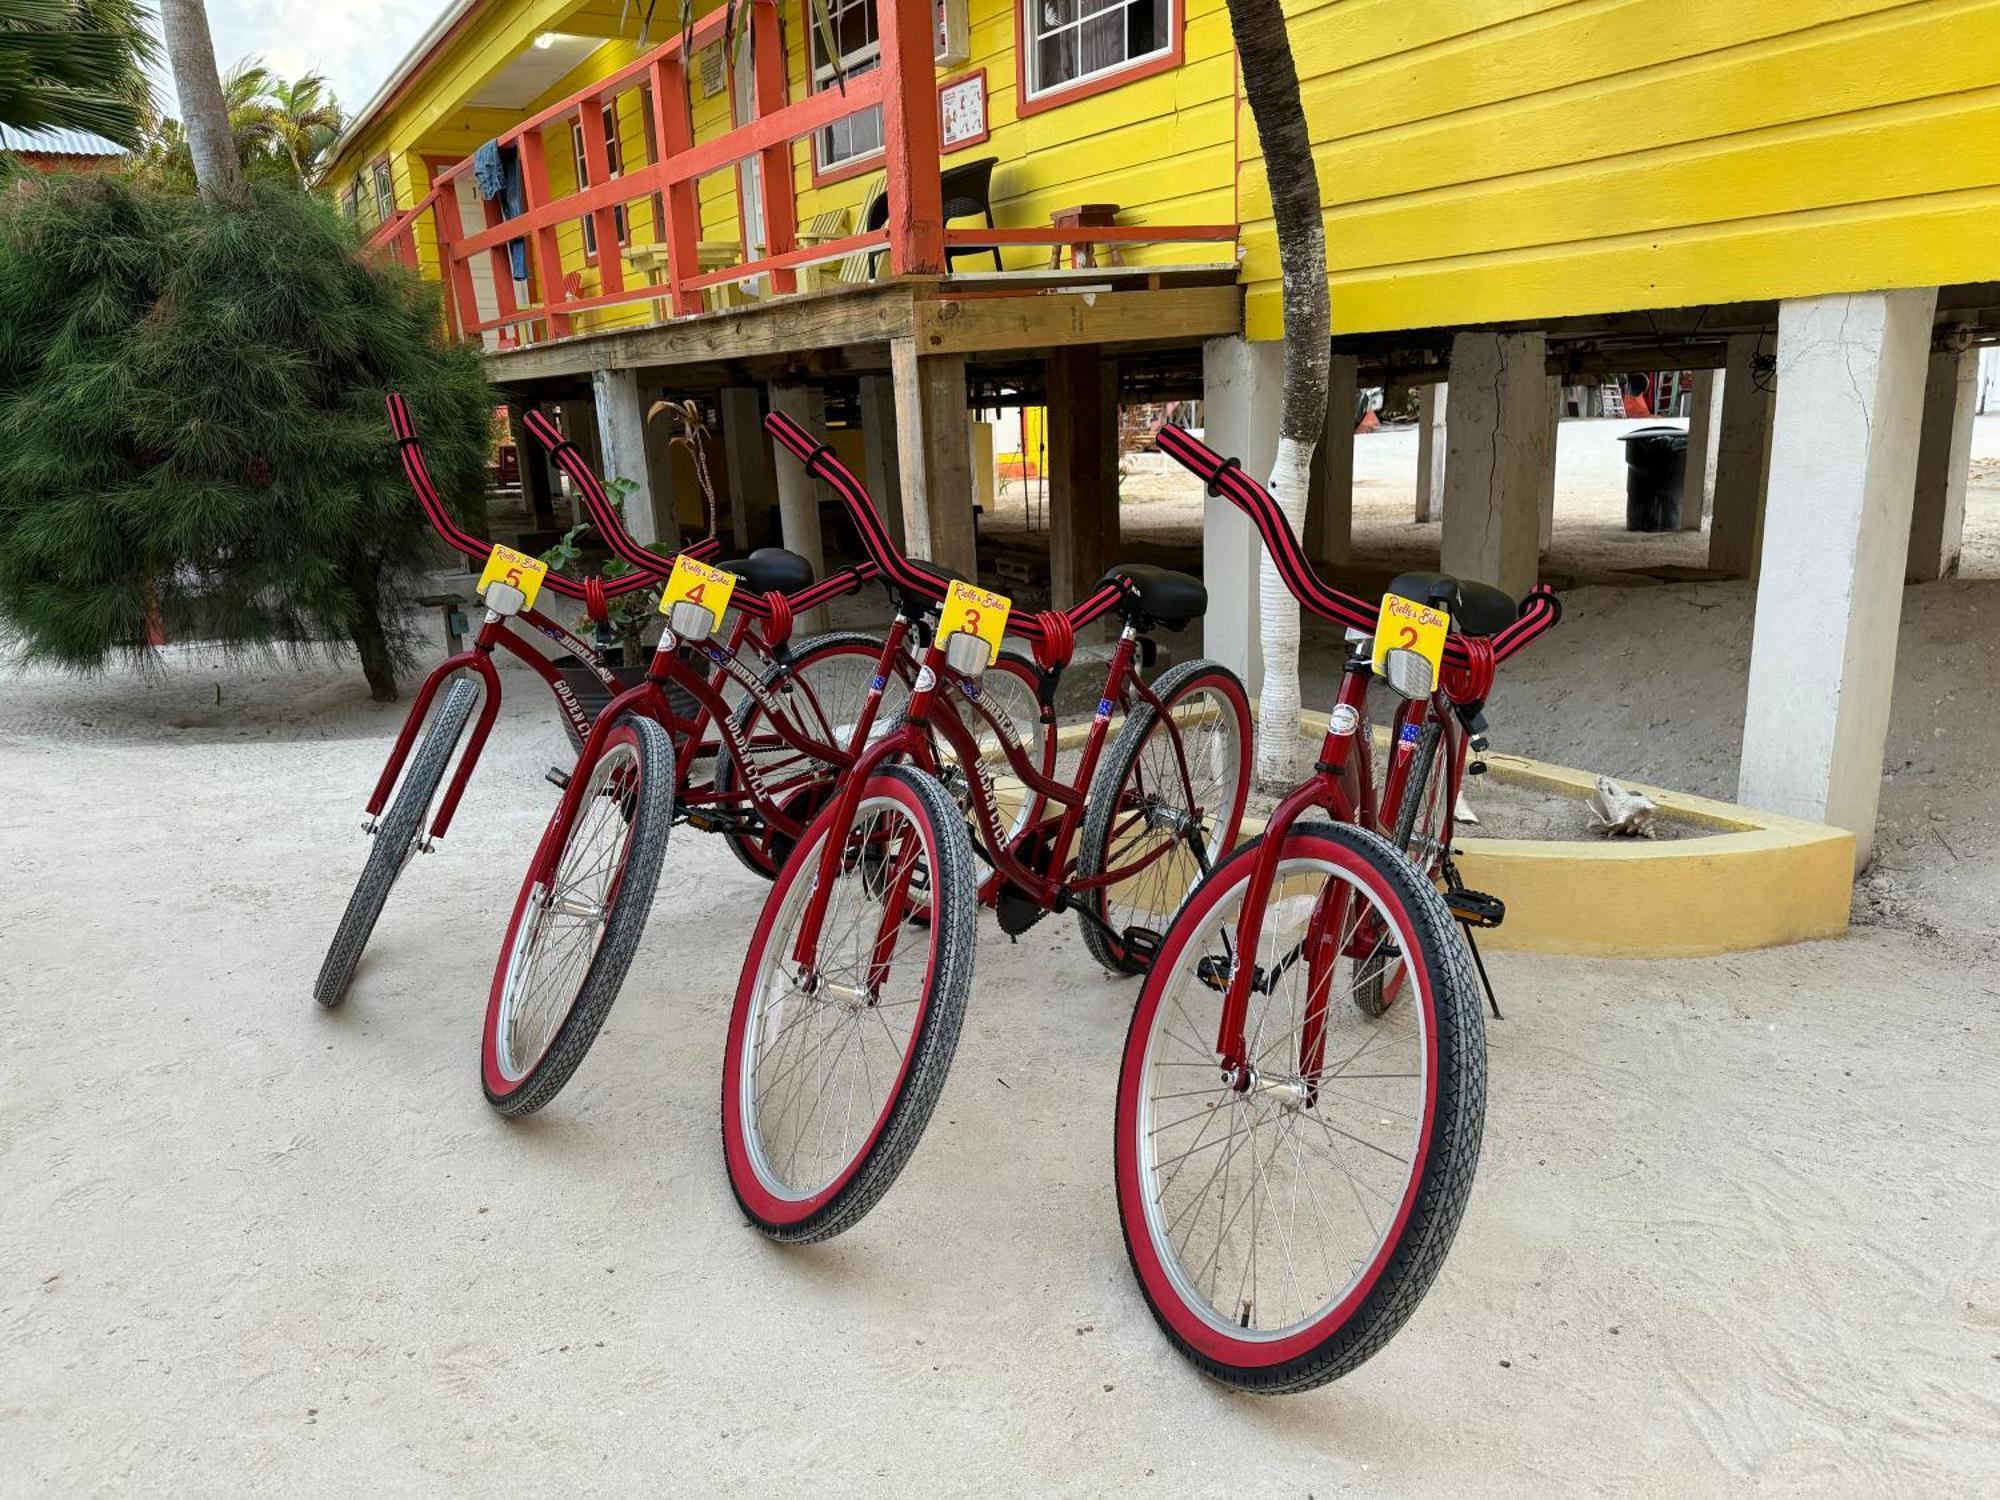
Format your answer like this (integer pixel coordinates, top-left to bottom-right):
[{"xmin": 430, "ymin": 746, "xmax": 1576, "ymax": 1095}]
[
  {"xmin": 1356, "ymin": 713, "xmax": 1457, "ymax": 1017},
  {"xmin": 721, "ymin": 764, "xmax": 976, "ymax": 1242},
  {"xmin": 712, "ymin": 630, "xmax": 902, "ymax": 878},
  {"xmin": 1074, "ymin": 659, "xmax": 1251, "ymax": 975},
  {"xmin": 1114, "ymin": 821, "xmax": 1485, "ymax": 1393},
  {"xmin": 481, "ymin": 715, "xmax": 675, "ymax": 1116},
  {"xmin": 315, "ymin": 676, "xmax": 479, "ymax": 1008}
]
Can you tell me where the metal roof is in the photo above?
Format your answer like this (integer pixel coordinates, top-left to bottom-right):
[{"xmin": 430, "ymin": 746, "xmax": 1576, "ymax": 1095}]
[{"xmin": 0, "ymin": 124, "xmax": 127, "ymax": 158}]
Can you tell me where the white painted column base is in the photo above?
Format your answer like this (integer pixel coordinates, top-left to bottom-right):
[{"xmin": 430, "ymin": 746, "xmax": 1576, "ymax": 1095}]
[
  {"xmin": 1440, "ymin": 332, "xmax": 1548, "ymax": 600},
  {"xmin": 1199, "ymin": 335, "xmax": 1277, "ymax": 689},
  {"xmin": 1737, "ymin": 287, "xmax": 1937, "ymax": 869},
  {"xmin": 1906, "ymin": 340, "xmax": 1976, "ymax": 583},
  {"xmin": 767, "ymin": 384, "xmax": 830, "ymax": 634}
]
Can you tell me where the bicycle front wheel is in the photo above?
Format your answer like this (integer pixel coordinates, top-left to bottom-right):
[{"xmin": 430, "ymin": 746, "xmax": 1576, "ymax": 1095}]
[
  {"xmin": 721, "ymin": 765, "xmax": 976, "ymax": 1243},
  {"xmin": 481, "ymin": 714, "xmax": 675, "ymax": 1117},
  {"xmin": 315, "ymin": 676, "xmax": 479, "ymax": 1009},
  {"xmin": 1114, "ymin": 821, "xmax": 1485, "ymax": 1393}
]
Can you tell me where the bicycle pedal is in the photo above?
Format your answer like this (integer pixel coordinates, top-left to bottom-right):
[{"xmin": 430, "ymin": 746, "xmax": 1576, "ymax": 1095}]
[
  {"xmin": 1120, "ymin": 926, "xmax": 1164, "ymax": 966},
  {"xmin": 1446, "ymin": 887, "xmax": 1506, "ymax": 929},
  {"xmin": 545, "ymin": 765, "xmax": 572, "ymax": 791}
]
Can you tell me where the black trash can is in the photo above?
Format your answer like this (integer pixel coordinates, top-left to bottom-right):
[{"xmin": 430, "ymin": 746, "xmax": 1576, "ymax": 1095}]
[{"xmin": 1619, "ymin": 426, "xmax": 1689, "ymax": 532}]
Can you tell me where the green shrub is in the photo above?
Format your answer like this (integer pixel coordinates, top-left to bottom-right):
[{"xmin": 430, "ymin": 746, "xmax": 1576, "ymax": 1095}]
[{"xmin": 0, "ymin": 173, "xmax": 492, "ymax": 699}]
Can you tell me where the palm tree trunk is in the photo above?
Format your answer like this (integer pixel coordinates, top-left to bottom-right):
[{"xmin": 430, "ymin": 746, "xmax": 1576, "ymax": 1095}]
[
  {"xmin": 1224, "ymin": 0, "xmax": 1330, "ymax": 787},
  {"xmin": 158, "ymin": 0, "xmax": 242, "ymax": 203}
]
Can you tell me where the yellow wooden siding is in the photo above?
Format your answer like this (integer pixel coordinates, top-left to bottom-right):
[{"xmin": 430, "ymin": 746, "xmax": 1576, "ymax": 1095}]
[{"xmin": 1242, "ymin": 0, "xmax": 2000, "ymax": 339}]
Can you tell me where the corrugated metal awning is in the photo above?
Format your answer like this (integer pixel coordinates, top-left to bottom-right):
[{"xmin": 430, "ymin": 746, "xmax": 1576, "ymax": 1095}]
[{"xmin": 0, "ymin": 124, "xmax": 127, "ymax": 158}]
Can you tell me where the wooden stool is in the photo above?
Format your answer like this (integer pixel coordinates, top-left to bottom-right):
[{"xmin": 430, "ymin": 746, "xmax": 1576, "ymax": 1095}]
[{"xmin": 1048, "ymin": 204, "xmax": 1120, "ymax": 269}]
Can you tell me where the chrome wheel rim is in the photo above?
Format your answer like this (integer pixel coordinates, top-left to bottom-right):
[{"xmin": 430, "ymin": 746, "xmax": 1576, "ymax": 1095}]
[
  {"xmin": 739, "ymin": 794, "xmax": 937, "ymax": 1200},
  {"xmin": 1136, "ymin": 855, "xmax": 1429, "ymax": 1340},
  {"xmin": 494, "ymin": 741, "xmax": 642, "ymax": 1084}
]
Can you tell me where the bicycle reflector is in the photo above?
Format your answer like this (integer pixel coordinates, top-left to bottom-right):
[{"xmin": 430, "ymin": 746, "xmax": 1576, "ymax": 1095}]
[
  {"xmin": 1383, "ymin": 646, "xmax": 1436, "ymax": 701},
  {"xmin": 944, "ymin": 629, "xmax": 994, "ymax": 678},
  {"xmin": 668, "ymin": 598, "xmax": 716, "ymax": 643}
]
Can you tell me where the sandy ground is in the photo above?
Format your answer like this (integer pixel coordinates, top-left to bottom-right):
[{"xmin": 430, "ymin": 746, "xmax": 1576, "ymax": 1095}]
[
  {"xmin": 4, "ymin": 639, "xmax": 2000, "ymax": 1496},
  {"xmin": 990, "ymin": 413, "xmax": 2000, "ymax": 588}
]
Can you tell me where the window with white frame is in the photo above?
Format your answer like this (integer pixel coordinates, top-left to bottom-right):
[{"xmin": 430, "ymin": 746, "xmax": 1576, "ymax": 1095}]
[
  {"xmin": 807, "ymin": 0, "xmax": 884, "ymax": 173},
  {"xmin": 1025, "ymin": 0, "xmax": 1172, "ymax": 102},
  {"xmin": 571, "ymin": 106, "xmax": 629, "ymax": 259},
  {"xmin": 369, "ymin": 159, "xmax": 396, "ymax": 223}
]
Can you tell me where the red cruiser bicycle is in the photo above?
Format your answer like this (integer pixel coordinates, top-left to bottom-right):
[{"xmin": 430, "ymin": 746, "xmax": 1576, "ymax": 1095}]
[
  {"xmin": 718, "ymin": 412, "xmax": 1254, "ymax": 1244},
  {"xmin": 1102, "ymin": 424, "xmax": 1562, "ymax": 1393},
  {"xmin": 468, "ymin": 411, "xmax": 911, "ymax": 1116},
  {"xmin": 313, "ymin": 396, "xmax": 736, "ymax": 1008}
]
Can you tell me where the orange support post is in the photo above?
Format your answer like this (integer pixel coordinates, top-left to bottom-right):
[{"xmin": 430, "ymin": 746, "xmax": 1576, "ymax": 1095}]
[
  {"xmin": 576, "ymin": 97, "xmax": 625, "ymax": 297},
  {"xmin": 649, "ymin": 55, "xmax": 704, "ymax": 317},
  {"xmin": 480, "ymin": 193, "xmax": 522, "ymax": 335},
  {"xmin": 432, "ymin": 185, "xmax": 479, "ymax": 342},
  {"xmin": 752, "ymin": 0, "xmax": 798, "ymax": 296},
  {"xmin": 516, "ymin": 127, "xmax": 573, "ymax": 339},
  {"xmin": 877, "ymin": 0, "xmax": 944, "ymax": 275}
]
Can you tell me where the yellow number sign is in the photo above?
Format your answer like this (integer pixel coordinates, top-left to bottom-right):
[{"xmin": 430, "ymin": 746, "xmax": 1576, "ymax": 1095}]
[
  {"xmin": 658, "ymin": 554, "xmax": 738, "ymax": 630},
  {"xmin": 478, "ymin": 543, "xmax": 549, "ymax": 610},
  {"xmin": 937, "ymin": 579, "xmax": 1012, "ymax": 666},
  {"xmin": 1371, "ymin": 593, "xmax": 1449, "ymax": 681}
]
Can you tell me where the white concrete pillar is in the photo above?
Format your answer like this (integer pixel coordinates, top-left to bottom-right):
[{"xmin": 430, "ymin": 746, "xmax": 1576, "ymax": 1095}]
[
  {"xmin": 1738, "ymin": 287, "xmax": 1937, "ymax": 868},
  {"xmin": 858, "ymin": 373, "xmax": 904, "ymax": 550},
  {"xmin": 590, "ymin": 368, "xmax": 674, "ymax": 546},
  {"xmin": 1440, "ymin": 331, "xmax": 1548, "ymax": 599},
  {"xmin": 1681, "ymin": 369, "xmax": 1722, "ymax": 531},
  {"xmin": 1199, "ymin": 335, "xmax": 1277, "ymax": 687},
  {"xmin": 718, "ymin": 386, "xmax": 770, "ymax": 553},
  {"xmin": 1709, "ymin": 334, "xmax": 1776, "ymax": 576},
  {"xmin": 1305, "ymin": 353, "xmax": 1357, "ymax": 564},
  {"xmin": 1539, "ymin": 374, "xmax": 1560, "ymax": 555},
  {"xmin": 767, "ymin": 383, "xmax": 829, "ymax": 633},
  {"xmin": 1906, "ymin": 341, "xmax": 1977, "ymax": 583},
  {"xmin": 1414, "ymin": 383, "xmax": 1445, "ymax": 523}
]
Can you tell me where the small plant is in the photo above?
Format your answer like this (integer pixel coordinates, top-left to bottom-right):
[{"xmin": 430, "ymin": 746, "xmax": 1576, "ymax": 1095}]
[{"xmin": 537, "ymin": 506, "xmax": 671, "ymax": 665}]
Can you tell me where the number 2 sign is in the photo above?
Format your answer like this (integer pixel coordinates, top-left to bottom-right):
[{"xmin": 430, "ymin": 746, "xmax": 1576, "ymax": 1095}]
[{"xmin": 1371, "ymin": 593, "xmax": 1449, "ymax": 682}]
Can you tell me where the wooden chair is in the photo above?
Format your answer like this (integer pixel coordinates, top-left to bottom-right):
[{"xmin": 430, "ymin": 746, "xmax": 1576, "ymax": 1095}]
[
  {"xmin": 796, "ymin": 205, "xmax": 852, "ymax": 290},
  {"xmin": 838, "ymin": 180, "xmax": 888, "ymax": 284}
]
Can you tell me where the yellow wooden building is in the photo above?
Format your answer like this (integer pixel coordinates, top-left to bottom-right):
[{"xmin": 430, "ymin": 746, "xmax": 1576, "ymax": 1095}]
[{"xmin": 325, "ymin": 0, "xmax": 2000, "ymax": 860}]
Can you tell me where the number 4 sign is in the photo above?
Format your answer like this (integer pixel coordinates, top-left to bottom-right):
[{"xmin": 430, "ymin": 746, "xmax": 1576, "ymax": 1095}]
[
  {"xmin": 1371, "ymin": 593, "xmax": 1449, "ymax": 682},
  {"xmin": 659, "ymin": 554, "xmax": 738, "ymax": 631}
]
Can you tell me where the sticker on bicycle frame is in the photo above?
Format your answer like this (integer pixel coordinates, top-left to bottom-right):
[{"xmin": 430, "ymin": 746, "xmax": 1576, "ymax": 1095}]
[
  {"xmin": 658, "ymin": 554, "xmax": 737, "ymax": 629},
  {"xmin": 1371, "ymin": 593, "xmax": 1449, "ymax": 683},
  {"xmin": 936, "ymin": 580, "xmax": 1011, "ymax": 666},
  {"xmin": 914, "ymin": 666, "xmax": 938, "ymax": 694},
  {"xmin": 1330, "ymin": 704, "xmax": 1361, "ymax": 737},
  {"xmin": 478, "ymin": 544, "xmax": 548, "ymax": 610}
]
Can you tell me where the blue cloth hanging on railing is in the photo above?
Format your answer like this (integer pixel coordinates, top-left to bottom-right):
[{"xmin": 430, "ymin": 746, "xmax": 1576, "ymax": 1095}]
[{"xmin": 472, "ymin": 140, "xmax": 529, "ymax": 283}]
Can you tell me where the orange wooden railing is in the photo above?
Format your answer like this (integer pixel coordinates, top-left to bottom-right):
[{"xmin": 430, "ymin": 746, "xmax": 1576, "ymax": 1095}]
[{"xmin": 364, "ymin": 0, "xmax": 1237, "ymax": 345}]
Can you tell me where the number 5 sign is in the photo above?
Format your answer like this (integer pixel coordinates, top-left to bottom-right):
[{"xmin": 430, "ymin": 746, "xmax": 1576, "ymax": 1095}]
[
  {"xmin": 478, "ymin": 543, "xmax": 549, "ymax": 610},
  {"xmin": 1371, "ymin": 592, "xmax": 1449, "ymax": 681}
]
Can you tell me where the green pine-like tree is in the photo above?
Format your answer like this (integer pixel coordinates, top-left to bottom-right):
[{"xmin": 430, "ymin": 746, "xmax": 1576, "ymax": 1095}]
[{"xmin": 0, "ymin": 172, "xmax": 493, "ymax": 699}]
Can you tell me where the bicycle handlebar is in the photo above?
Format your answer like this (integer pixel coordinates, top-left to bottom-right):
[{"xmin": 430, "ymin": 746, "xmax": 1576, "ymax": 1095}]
[
  {"xmin": 1154, "ymin": 424, "xmax": 1562, "ymax": 672},
  {"xmin": 516, "ymin": 407, "xmax": 877, "ymax": 625},
  {"xmin": 761, "ymin": 409, "xmax": 1128, "ymax": 656},
  {"xmin": 387, "ymin": 393, "xmax": 666, "ymax": 605}
]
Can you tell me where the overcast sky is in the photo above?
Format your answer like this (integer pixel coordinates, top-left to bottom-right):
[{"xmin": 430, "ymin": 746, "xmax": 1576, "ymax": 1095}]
[{"xmin": 157, "ymin": 2, "xmax": 439, "ymax": 117}]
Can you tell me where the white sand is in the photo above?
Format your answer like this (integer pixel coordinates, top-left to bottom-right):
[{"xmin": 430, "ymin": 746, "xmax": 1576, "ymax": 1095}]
[{"xmin": 3, "ymin": 635, "xmax": 1999, "ymax": 1494}]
